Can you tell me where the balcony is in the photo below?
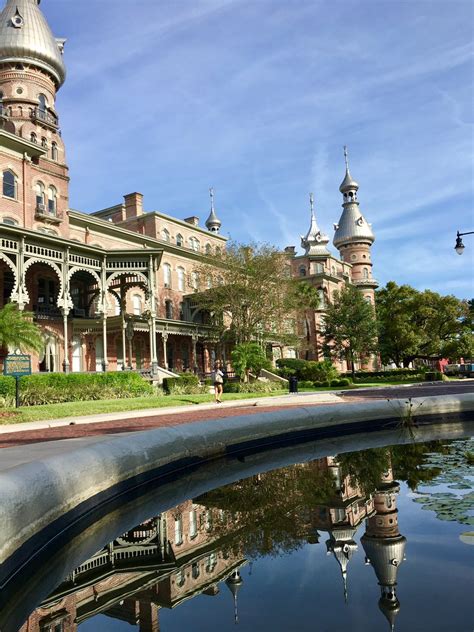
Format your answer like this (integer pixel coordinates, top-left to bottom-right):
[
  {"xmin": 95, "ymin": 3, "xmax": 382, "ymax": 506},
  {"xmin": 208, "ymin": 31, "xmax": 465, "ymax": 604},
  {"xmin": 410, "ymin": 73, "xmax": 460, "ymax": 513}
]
[
  {"xmin": 30, "ymin": 107, "xmax": 59, "ymax": 129},
  {"xmin": 352, "ymin": 278, "xmax": 379, "ymax": 288},
  {"xmin": 34, "ymin": 304, "xmax": 62, "ymax": 320},
  {"xmin": 35, "ymin": 203, "xmax": 63, "ymax": 224}
]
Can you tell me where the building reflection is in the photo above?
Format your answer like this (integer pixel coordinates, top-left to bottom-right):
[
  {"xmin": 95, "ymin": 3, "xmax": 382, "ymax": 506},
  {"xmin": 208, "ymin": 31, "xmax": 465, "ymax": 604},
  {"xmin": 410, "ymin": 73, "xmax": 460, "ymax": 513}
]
[{"xmin": 19, "ymin": 454, "xmax": 406, "ymax": 632}]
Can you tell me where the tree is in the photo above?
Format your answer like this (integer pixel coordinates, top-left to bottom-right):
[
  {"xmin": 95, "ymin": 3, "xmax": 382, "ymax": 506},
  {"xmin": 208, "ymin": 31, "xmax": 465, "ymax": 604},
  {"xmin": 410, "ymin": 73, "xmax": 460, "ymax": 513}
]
[
  {"xmin": 193, "ymin": 242, "xmax": 297, "ymax": 345},
  {"xmin": 0, "ymin": 303, "xmax": 44, "ymax": 354},
  {"xmin": 376, "ymin": 282, "xmax": 471, "ymax": 366},
  {"xmin": 231, "ymin": 342, "xmax": 270, "ymax": 382},
  {"xmin": 322, "ymin": 284, "xmax": 378, "ymax": 377}
]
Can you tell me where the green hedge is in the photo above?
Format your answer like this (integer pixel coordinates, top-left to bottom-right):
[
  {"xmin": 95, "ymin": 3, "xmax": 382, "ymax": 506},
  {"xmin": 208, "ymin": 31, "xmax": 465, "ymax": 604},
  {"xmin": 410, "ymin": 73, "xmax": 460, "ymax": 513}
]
[
  {"xmin": 276, "ymin": 358, "xmax": 338, "ymax": 383},
  {"xmin": 223, "ymin": 380, "xmax": 282, "ymax": 394},
  {"xmin": 162, "ymin": 373, "xmax": 201, "ymax": 395},
  {"xmin": 425, "ymin": 371, "xmax": 443, "ymax": 382},
  {"xmin": 0, "ymin": 372, "xmax": 153, "ymax": 406},
  {"xmin": 343, "ymin": 369, "xmax": 423, "ymax": 379}
]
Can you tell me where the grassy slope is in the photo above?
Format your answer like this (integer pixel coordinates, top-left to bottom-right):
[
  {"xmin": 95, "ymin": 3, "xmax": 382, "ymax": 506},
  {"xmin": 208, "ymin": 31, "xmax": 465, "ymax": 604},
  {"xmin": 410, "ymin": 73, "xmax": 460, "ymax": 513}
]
[{"xmin": 0, "ymin": 380, "xmax": 424, "ymax": 425}]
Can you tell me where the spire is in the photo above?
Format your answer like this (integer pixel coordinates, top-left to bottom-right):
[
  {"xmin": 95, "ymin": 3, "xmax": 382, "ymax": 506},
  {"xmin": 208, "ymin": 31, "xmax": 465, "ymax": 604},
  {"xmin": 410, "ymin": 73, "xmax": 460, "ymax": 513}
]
[
  {"xmin": 339, "ymin": 146, "xmax": 359, "ymax": 195},
  {"xmin": 226, "ymin": 569, "xmax": 243, "ymax": 624},
  {"xmin": 333, "ymin": 148, "xmax": 375, "ymax": 248},
  {"xmin": 300, "ymin": 193, "xmax": 330, "ymax": 256},
  {"xmin": 0, "ymin": 0, "xmax": 66, "ymax": 87},
  {"xmin": 205, "ymin": 186, "xmax": 222, "ymax": 233},
  {"xmin": 326, "ymin": 527, "xmax": 358, "ymax": 604}
]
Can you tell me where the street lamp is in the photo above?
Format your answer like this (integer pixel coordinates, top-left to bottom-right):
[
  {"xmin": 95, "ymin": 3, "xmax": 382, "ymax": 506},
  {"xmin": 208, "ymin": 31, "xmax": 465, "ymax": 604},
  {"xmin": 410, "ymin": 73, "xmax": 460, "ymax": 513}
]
[{"xmin": 454, "ymin": 230, "xmax": 474, "ymax": 255}]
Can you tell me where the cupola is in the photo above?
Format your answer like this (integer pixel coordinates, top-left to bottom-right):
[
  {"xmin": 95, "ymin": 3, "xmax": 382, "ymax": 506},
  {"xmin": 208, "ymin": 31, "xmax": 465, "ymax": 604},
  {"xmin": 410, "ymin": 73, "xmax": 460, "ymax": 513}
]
[
  {"xmin": 300, "ymin": 193, "xmax": 330, "ymax": 256},
  {"xmin": 205, "ymin": 187, "xmax": 222, "ymax": 233}
]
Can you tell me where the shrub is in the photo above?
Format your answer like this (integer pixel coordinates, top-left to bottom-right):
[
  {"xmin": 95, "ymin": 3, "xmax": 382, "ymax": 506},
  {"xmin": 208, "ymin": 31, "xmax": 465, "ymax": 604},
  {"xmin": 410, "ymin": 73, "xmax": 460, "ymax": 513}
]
[
  {"xmin": 313, "ymin": 380, "xmax": 330, "ymax": 388},
  {"xmin": 298, "ymin": 380, "xmax": 315, "ymax": 389},
  {"xmin": 162, "ymin": 373, "xmax": 201, "ymax": 394},
  {"xmin": 9, "ymin": 372, "xmax": 154, "ymax": 406},
  {"xmin": 277, "ymin": 358, "xmax": 338, "ymax": 382},
  {"xmin": 223, "ymin": 380, "xmax": 281, "ymax": 394},
  {"xmin": 330, "ymin": 378, "xmax": 352, "ymax": 387}
]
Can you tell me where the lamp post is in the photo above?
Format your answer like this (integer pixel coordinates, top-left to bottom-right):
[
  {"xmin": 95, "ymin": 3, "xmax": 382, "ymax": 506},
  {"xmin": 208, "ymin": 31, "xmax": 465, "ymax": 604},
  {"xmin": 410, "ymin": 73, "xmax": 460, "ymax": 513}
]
[{"xmin": 454, "ymin": 230, "xmax": 474, "ymax": 255}]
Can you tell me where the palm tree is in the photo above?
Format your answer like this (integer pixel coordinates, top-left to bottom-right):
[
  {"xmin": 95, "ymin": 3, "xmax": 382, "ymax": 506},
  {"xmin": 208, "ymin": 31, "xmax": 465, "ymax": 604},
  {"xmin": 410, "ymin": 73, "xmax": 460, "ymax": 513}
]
[{"xmin": 0, "ymin": 303, "xmax": 44, "ymax": 354}]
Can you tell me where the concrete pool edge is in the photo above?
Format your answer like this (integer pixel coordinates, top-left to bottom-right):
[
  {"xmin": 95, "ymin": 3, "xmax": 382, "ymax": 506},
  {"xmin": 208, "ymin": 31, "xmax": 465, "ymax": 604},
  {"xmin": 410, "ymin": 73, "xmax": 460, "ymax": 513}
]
[{"xmin": 1, "ymin": 393, "xmax": 473, "ymax": 585}]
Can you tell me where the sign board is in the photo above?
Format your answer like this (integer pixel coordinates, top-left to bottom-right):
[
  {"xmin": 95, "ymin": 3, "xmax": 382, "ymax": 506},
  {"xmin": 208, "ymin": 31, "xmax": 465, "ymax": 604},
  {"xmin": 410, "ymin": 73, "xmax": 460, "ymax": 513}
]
[{"xmin": 4, "ymin": 354, "xmax": 32, "ymax": 377}]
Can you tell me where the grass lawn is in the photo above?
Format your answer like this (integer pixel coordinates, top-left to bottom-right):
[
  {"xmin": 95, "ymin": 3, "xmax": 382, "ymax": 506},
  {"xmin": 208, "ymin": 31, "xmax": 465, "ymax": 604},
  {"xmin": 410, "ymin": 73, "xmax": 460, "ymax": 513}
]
[{"xmin": 0, "ymin": 380, "xmax": 426, "ymax": 425}]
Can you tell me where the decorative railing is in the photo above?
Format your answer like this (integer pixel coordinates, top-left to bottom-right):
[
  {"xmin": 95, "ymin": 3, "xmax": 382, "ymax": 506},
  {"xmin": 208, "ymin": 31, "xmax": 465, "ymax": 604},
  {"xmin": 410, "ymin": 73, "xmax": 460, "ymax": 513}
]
[
  {"xmin": 34, "ymin": 304, "xmax": 62, "ymax": 319},
  {"xmin": 34, "ymin": 205, "xmax": 63, "ymax": 224},
  {"xmin": 30, "ymin": 107, "xmax": 58, "ymax": 128},
  {"xmin": 69, "ymin": 253, "xmax": 101, "ymax": 268},
  {"xmin": 25, "ymin": 243, "xmax": 63, "ymax": 260}
]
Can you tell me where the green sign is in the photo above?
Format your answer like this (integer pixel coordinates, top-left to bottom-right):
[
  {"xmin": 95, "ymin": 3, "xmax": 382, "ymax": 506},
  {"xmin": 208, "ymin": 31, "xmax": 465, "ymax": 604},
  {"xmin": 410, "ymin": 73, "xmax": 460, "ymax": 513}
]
[{"xmin": 4, "ymin": 354, "xmax": 32, "ymax": 377}]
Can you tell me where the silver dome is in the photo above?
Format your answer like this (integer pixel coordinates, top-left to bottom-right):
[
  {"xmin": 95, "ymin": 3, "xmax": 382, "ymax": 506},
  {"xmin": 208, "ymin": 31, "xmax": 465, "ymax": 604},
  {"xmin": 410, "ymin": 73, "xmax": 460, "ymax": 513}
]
[
  {"xmin": 333, "ymin": 202, "xmax": 375, "ymax": 247},
  {"xmin": 0, "ymin": 0, "xmax": 66, "ymax": 86}
]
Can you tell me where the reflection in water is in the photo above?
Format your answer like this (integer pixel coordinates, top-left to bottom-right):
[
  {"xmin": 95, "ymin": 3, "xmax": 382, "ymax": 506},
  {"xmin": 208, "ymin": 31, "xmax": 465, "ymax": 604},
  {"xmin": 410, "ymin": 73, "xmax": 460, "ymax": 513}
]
[{"xmin": 14, "ymin": 438, "xmax": 473, "ymax": 632}]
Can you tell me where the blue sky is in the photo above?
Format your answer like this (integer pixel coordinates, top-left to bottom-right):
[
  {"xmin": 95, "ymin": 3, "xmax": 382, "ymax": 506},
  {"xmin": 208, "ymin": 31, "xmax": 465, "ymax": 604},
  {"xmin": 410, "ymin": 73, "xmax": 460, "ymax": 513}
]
[{"xmin": 42, "ymin": 0, "xmax": 473, "ymax": 298}]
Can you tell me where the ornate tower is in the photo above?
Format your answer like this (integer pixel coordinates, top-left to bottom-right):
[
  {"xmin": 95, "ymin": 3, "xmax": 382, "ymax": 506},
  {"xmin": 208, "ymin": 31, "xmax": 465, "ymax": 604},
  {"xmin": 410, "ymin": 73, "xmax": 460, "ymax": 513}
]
[
  {"xmin": 0, "ymin": 0, "xmax": 69, "ymax": 233},
  {"xmin": 301, "ymin": 192, "xmax": 330, "ymax": 256},
  {"xmin": 361, "ymin": 464, "xmax": 406, "ymax": 631},
  {"xmin": 333, "ymin": 147, "xmax": 377, "ymax": 304},
  {"xmin": 205, "ymin": 187, "xmax": 222, "ymax": 234}
]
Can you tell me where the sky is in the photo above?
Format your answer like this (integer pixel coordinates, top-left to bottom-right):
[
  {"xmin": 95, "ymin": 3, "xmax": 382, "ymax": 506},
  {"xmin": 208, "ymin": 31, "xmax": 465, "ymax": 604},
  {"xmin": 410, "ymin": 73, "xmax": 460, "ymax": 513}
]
[{"xmin": 40, "ymin": 0, "xmax": 473, "ymax": 298}]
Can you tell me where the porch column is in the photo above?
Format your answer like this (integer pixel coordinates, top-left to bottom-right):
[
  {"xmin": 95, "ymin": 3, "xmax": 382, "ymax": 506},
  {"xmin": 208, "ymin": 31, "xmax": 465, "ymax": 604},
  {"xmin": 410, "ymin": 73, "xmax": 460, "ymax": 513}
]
[
  {"xmin": 148, "ymin": 254, "xmax": 158, "ymax": 375},
  {"xmin": 101, "ymin": 256, "xmax": 109, "ymax": 372},
  {"xmin": 192, "ymin": 333, "xmax": 198, "ymax": 373},
  {"xmin": 122, "ymin": 319, "xmax": 127, "ymax": 370},
  {"xmin": 126, "ymin": 320, "xmax": 134, "ymax": 370},
  {"xmin": 62, "ymin": 310, "xmax": 70, "ymax": 373},
  {"xmin": 162, "ymin": 332, "xmax": 168, "ymax": 369}
]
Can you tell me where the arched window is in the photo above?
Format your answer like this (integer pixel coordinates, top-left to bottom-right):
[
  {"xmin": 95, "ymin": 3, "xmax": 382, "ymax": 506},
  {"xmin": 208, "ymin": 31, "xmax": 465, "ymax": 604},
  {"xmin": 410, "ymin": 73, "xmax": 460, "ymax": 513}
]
[
  {"xmin": 165, "ymin": 299, "xmax": 173, "ymax": 319},
  {"xmin": 189, "ymin": 236, "xmax": 200, "ymax": 252},
  {"xmin": 317, "ymin": 289, "xmax": 325, "ymax": 309},
  {"xmin": 176, "ymin": 233, "xmax": 183, "ymax": 247},
  {"xmin": 191, "ymin": 271, "xmax": 199, "ymax": 290},
  {"xmin": 205, "ymin": 243, "xmax": 212, "ymax": 255},
  {"xmin": 132, "ymin": 294, "xmax": 142, "ymax": 315},
  {"xmin": 161, "ymin": 228, "xmax": 170, "ymax": 242},
  {"xmin": 163, "ymin": 263, "xmax": 171, "ymax": 288},
  {"xmin": 177, "ymin": 266, "xmax": 185, "ymax": 292},
  {"xmin": 2, "ymin": 217, "xmax": 18, "ymax": 226},
  {"xmin": 35, "ymin": 181, "xmax": 45, "ymax": 208},
  {"xmin": 299, "ymin": 266, "xmax": 306, "ymax": 277},
  {"xmin": 365, "ymin": 295, "xmax": 372, "ymax": 304},
  {"xmin": 47, "ymin": 185, "xmax": 57, "ymax": 215},
  {"xmin": 363, "ymin": 267, "xmax": 369, "ymax": 279},
  {"xmin": 38, "ymin": 94, "xmax": 47, "ymax": 113},
  {"xmin": 3, "ymin": 170, "xmax": 16, "ymax": 198},
  {"xmin": 51, "ymin": 142, "xmax": 58, "ymax": 161},
  {"xmin": 41, "ymin": 137, "xmax": 48, "ymax": 149},
  {"xmin": 316, "ymin": 263, "xmax": 324, "ymax": 274},
  {"xmin": 30, "ymin": 132, "xmax": 37, "ymax": 144}
]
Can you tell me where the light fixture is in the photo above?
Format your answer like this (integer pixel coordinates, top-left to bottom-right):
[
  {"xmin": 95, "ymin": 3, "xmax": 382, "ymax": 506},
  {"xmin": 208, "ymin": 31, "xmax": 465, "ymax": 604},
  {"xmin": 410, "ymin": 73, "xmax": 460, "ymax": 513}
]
[{"xmin": 455, "ymin": 230, "xmax": 474, "ymax": 255}]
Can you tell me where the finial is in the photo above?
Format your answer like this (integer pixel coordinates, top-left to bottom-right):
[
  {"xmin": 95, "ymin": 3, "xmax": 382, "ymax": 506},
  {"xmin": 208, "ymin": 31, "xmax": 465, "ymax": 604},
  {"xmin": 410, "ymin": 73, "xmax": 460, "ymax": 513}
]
[
  {"xmin": 343, "ymin": 145, "xmax": 349, "ymax": 171},
  {"xmin": 209, "ymin": 187, "xmax": 215, "ymax": 212},
  {"xmin": 309, "ymin": 192, "xmax": 314, "ymax": 215}
]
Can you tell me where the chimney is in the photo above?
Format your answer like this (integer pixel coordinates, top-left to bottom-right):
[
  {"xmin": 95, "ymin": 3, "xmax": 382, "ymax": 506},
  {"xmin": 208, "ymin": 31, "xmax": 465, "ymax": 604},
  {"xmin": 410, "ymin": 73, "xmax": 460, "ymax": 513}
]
[
  {"xmin": 284, "ymin": 246, "xmax": 296, "ymax": 256},
  {"xmin": 124, "ymin": 192, "xmax": 144, "ymax": 219},
  {"xmin": 184, "ymin": 216, "xmax": 199, "ymax": 227}
]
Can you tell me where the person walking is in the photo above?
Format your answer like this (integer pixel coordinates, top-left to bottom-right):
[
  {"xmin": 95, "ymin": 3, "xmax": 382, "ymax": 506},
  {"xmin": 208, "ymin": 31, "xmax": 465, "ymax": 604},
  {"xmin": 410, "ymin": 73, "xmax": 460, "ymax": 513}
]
[{"xmin": 212, "ymin": 361, "xmax": 224, "ymax": 403}]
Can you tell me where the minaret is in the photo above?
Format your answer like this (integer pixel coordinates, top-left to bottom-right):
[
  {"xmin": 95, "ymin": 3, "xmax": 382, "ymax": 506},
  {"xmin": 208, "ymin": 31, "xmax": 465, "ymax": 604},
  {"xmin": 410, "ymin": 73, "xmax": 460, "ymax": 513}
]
[
  {"xmin": 361, "ymin": 463, "xmax": 406, "ymax": 631},
  {"xmin": 333, "ymin": 147, "xmax": 377, "ymax": 304},
  {"xmin": 326, "ymin": 526, "xmax": 358, "ymax": 603},
  {"xmin": 0, "ymin": 0, "xmax": 69, "ymax": 230},
  {"xmin": 300, "ymin": 193, "xmax": 330, "ymax": 256},
  {"xmin": 225, "ymin": 569, "xmax": 243, "ymax": 624},
  {"xmin": 205, "ymin": 187, "xmax": 222, "ymax": 233}
]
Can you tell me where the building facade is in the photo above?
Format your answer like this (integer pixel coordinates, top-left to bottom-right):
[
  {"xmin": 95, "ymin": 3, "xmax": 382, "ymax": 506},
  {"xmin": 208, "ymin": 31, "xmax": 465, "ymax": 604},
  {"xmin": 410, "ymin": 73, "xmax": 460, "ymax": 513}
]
[
  {"xmin": 0, "ymin": 0, "xmax": 377, "ymax": 377},
  {"xmin": 0, "ymin": 0, "xmax": 228, "ymax": 376}
]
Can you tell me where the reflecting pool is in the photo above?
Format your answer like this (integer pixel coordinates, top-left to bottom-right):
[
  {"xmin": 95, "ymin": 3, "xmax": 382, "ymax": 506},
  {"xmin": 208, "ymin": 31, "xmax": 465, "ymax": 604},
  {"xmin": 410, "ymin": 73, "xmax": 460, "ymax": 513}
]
[{"xmin": 5, "ymin": 430, "xmax": 474, "ymax": 632}]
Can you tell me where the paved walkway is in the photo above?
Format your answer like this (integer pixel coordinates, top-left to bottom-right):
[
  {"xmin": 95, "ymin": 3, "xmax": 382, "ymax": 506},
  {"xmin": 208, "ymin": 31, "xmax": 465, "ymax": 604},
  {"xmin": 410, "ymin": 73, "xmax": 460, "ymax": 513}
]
[{"xmin": 0, "ymin": 382, "xmax": 472, "ymax": 451}]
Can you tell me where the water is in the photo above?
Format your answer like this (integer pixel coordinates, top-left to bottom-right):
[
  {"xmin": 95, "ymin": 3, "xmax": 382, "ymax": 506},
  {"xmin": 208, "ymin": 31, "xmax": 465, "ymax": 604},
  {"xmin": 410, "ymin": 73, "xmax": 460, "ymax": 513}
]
[{"xmin": 4, "ymin": 429, "xmax": 474, "ymax": 632}]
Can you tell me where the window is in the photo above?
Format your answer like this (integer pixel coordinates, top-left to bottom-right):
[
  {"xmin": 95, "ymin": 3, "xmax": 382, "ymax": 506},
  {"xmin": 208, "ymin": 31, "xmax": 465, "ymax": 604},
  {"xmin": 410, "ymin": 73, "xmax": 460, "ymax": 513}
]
[
  {"xmin": 205, "ymin": 510, "xmax": 213, "ymax": 531},
  {"xmin": 317, "ymin": 289, "xmax": 325, "ymax": 309},
  {"xmin": 206, "ymin": 553, "xmax": 217, "ymax": 573},
  {"xmin": 205, "ymin": 243, "xmax": 212, "ymax": 255},
  {"xmin": 163, "ymin": 263, "xmax": 171, "ymax": 288},
  {"xmin": 47, "ymin": 186, "xmax": 57, "ymax": 214},
  {"xmin": 2, "ymin": 217, "xmax": 18, "ymax": 225},
  {"xmin": 165, "ymin": 299, "xmax": 173, "ymax": 319},
  {"xmin": 176, "ymin": 233, "xmax": 183, "ymax": 247},
  {"xmin": 51, "ymin": 142, "xmax": 58, "ymax": 161},
  {"xmin": 161, "ymin": 228, "xmax": 170, "ymax": 242},
  {"xmin": 30, "ymin": 132, "xmax": 37, "ymax": 144},
  {"xmin": 35, "ymin": 181, "xmax": 45, "ymax": 208},
  {"xmin": 175, "ymin": 568, "xmax": 185, "ymax": 587},
  {"xmin": 363, "ymin": 267, "xmax": 369, "ymax": 279},
  {"xmin": 177, "ymin": 266, "xmax": 185, "ymax": 292},
  {"xmin": 38, "ymin": 93, "xmax": 47, "ymax": 112},
  {"xmin": 191, "ymin": 271, "xmax": 199, "ymax": 291},
  {"xmin": 3, "ymin": 170, "xmax": 16, "ymax": 198},
  {"xmin": 41, "ymin": 137, "xmax": 48, "ymax": 149},
  {"xmin": 189, "ymin": 510, "xmax": 197, "ymax": 538},
  {"xmin": 174, "ymin": 515, "xmax": 183, "ymax": 545},
  {"xmin": 299, "ymin": 266, "xmax": 306, "ymax": 277},
  {"xmin": 132, "ymin": 294, "xmax": 142, "ymax": 315},
  {"xmin": 189, "ymin": 236, "xmax": 200, "ymax": 252},
  {"xmin": 191, "ymin": 562, "xmax": 200, "ymax": 579},
  {"xmin": 315, "ymin": 263, "xmax": 324, "ymax": 274}
]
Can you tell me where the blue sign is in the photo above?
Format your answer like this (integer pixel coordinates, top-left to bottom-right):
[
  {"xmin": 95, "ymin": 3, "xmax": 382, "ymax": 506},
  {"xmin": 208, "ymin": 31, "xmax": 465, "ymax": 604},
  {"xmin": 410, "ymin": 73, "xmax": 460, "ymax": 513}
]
[{"xmin": 4, "ymin": 354, "xmax": 32, "ymax": 377}]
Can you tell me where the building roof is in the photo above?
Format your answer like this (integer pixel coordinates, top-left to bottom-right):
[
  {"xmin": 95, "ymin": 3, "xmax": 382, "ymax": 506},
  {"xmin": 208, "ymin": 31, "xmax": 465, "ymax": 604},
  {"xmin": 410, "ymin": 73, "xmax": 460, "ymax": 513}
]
[
  {"xmin": 333, "ymin": 202, "xmax": 375, "ymax": 248},
  {"xmin": 300, "ymin": 194, "xmax": 330, "ymax": 256},
  {"xmin": 0, "ymin": 0, "xmax": 66, "ymax": 86}
]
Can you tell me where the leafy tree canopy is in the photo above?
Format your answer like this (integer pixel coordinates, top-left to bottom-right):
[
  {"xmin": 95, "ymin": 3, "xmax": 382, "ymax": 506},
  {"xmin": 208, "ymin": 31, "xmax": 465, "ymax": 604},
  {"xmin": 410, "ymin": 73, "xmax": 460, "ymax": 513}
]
[{"xmin": 376, "ymin": 282, "xmax": 472, "ymax": 366}]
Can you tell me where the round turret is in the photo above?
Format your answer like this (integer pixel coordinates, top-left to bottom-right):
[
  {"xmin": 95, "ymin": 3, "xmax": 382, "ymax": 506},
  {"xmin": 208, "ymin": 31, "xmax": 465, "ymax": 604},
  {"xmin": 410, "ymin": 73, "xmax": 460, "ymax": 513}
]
[{"xmin": 0, "ymin": 0, "xmax": 66, "ymax": 87}]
